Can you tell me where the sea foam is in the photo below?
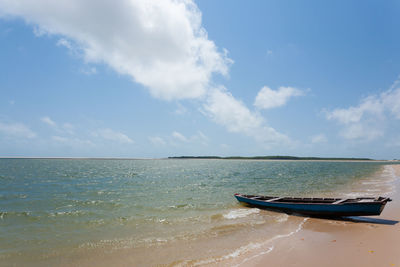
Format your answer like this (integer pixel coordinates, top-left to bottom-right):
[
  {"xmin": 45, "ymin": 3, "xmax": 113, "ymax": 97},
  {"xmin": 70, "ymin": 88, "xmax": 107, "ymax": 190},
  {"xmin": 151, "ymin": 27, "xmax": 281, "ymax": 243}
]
[{"xmin": 223, "ymin": 208, "xmax": 260, "ymax": 219}]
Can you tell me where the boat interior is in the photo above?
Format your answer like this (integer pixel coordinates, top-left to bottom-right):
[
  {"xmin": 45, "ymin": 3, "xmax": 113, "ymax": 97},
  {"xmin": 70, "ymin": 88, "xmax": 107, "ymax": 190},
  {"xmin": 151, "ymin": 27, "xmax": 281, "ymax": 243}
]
[{"xmin": 240, "ymin": 195, "xmax": 389, "ymax": 204}]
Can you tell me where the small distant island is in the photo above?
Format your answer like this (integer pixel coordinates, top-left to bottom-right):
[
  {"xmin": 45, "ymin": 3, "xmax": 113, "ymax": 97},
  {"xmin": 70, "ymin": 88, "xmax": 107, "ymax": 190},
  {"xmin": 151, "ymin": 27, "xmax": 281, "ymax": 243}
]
[{"xmin": 168, "ymin": 156, "xmax": 372, "ymax": 161}]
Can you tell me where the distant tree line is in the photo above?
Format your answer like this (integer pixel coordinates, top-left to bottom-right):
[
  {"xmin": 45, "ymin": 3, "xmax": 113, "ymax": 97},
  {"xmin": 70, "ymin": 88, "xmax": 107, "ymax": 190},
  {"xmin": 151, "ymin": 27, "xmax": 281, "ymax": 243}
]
[{"xmin": 168, "ymin": 156, "xmax": 372, "ymax": 161}]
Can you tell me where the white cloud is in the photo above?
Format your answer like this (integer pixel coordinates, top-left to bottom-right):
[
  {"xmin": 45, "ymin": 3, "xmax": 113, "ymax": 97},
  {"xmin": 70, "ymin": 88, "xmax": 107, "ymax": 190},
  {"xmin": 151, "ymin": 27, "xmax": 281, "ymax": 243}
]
[
  {"xmin": 381, "ymin": 87, "xmax": 400, "ymax": 119},
  {"xmin": 326, "ymin": 95, "xmax": 384, "ymax": 124},
  {"xmin": 192, "ymin": 131, "xmax": 208, "ymax": 145},
  {"xmin": 203, "ymin": 87, "xmax": 290, "ymax": 146},
  {"xmin": 204, "ymin": 88, "xmax": 262, "ymax": 133},
  {"xmin": 150, "ymin": 131, "xmax": 208, "ymax": 146},
  {"xmin": 326, "ymin": 79, "xmax": 400, "ymax": 141},
  {"xmin": 148, "ymin": 136, "xmax": 166, "ymax": 146},
  {"xmin": 339, "ymin": 123, "xmax": 384, "ymax": 141},
  {"xmin": 41, "ymin": 116, "xmax": 56, "ymax": 127},
  {"xmin": 311, "ymin": 134, "xmax": 327, "ymax": 144},
  {"xmin": 254, "ymin": 86, "xmax": 304, "ymax": 109},
  {"xmin": 40, "ymin": 117, "xmax": 75, "ymax": 135},
  {"xmin": 0, "ymin": 0, "xmax": 232, "ymax": 100},
  {"xmin": 0, "ymin": 121, "xmax": 36, "ymax": 139},
  {"xmin": 62, "ymin": 123, "xmax": 75, "ymax": 135},
  {"xmin": 80, "ymin": 66, "xmax": 97, "ymax": 75},
  {"xmin": 0, "ymin": 1, "xmax": 299, "ymax": 147},
  {"xmin": 172, "ymin": 131, "xmax": 188, "ymax": 142},
  {"xmin": 51, "ymin": 135, "xmax": 95, "ymax": 147},
  {"xmin": 92, "ymin": 128, "xmax": 134, "ymax": 144},
  {"xmin": 56, "ymin": 38, "xmax": 72, "ymax": 50}
]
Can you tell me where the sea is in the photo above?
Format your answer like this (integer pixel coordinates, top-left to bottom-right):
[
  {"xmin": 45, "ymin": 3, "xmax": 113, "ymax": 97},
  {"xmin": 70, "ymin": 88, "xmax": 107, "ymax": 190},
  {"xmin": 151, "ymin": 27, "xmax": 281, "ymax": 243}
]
[{"xmin": 0, "ymin": 159, "xmax": 397, "ymax": 266}]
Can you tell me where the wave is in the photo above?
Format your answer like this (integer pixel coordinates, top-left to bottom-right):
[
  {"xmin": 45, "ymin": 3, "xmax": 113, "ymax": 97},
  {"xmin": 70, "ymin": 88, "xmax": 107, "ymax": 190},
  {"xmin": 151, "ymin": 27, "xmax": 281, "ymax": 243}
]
[
  {"xmin": 209, "ymin": 223, "xmax": 250, "ymax": 235},
  {"xmin": 223, "ymin": 208, "xmax": 260, "ymax": 219},
  {"xmin": 275, "ymin": 214, "xmax": 289, "ymax": 223},
  {"xmin": 0, "ymin": 210, "xmax": 93, "ymax": 221},
  {"xmin": 49, "ymin": 210, "xmax": 88, "ymax": 217},
  {"xmin": 0, "ymin": 211, "xmax": 33, "ymax": 219},
  {"xmin": 344, "ymin": 165, "xmax": 398, "ymax": 198},
  {"xmin": 231, "ymin": 218, "xmax": 307, "ymax": 266},
  {"xmin": 0, "ymin": 194, "xmax": 29, "ymax": 200},
  {"xmin": 172, "ymin": 218, "xmax": 308, "ymax": 266},
  {"xmin": 69, "ymin": 199, "xmax": 123, "ymax": 208}
]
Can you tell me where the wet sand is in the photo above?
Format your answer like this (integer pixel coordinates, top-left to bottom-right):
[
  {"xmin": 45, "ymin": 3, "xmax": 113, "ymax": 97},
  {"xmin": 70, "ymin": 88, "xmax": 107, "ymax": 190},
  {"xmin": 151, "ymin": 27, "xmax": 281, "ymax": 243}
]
[{"xmin": 232, "ymin": 164, "xmax": 400, "ymax": 267}]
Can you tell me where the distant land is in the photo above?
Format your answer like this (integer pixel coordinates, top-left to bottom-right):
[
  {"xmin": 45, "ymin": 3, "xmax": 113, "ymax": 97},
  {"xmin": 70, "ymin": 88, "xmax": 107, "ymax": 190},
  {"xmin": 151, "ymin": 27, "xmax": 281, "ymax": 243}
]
[
  {"xmin": 168, "ymin": 156, "xmax": 373, "ymax": 161},
  {"xmin": 3, "ymin": 156, "xmax": 398, "ymax": 161}
]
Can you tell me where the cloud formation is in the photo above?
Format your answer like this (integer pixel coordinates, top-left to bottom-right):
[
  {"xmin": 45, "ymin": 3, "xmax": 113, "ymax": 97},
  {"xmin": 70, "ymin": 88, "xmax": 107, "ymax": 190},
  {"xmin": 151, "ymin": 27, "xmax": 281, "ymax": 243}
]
[
  {"xmin": 148, "ymin": 136, "xmax": 167, "ymax": 146},
  {"xmin": 0, "ymin": 0, "xmax": 293, "ymax": 147},
  {"xmin": 92, "ymin": 128, "xmax": 134, "ymax": 144},
  {"xmin": 41, "ymin": 116, "xmax": 56, "ymax": 127},
  {"xmin": 311, "ymin": 134, "xmax": 327, "ymax": 144},
  {"xmin": 326, "ymin": 79, "xmax": 400, "ymax": 141},
  {"xmin": 326, "ymin": 96, "xmax": 384, "ymax": 124},
  {"xmin": 172, "ymin": 131, "xmax": 189, "ymax": 143},
  {"xmin": 0, "ymin": 121, "xmax": 36, "ymax": 139},
  {"xmin": 254, "ymin": 86, "xmax": 304, "ymax": 109},
  {"xmin": 40, "ymin": 116, "xmax": 75, "ymax": 135},
  {"xmin": 0, "ymin": 0, "xmax": 231, "ymax": 100},
  {"xmin": 149, "ymin": 131, "xmax": 208, "ymax": 147},
  {"xmin": 39, "ymin": 117, "xmax": 133, "ymax": 145},
  {"xmin": 203, "ymin": 87, "xmax": 291, "ymax": 146},
  {"xmin": 51, "ymin": 135, "xmax": 94, "ymax": 147}
]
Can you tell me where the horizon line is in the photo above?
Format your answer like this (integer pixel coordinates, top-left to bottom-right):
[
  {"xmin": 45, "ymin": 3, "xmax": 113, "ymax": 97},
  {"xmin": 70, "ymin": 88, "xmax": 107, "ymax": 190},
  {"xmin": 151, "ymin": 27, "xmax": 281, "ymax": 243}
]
[{"xmin": 0, "ymin": 156, "xmax": 397, "ymax": 161}]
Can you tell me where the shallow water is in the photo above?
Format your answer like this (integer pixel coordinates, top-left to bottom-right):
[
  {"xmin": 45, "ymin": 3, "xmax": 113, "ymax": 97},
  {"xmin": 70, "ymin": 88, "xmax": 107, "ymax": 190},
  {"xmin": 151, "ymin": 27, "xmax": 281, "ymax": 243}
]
[{"xmin": 0, "ymin": 159, "xmax": 394, "ymax": 266}]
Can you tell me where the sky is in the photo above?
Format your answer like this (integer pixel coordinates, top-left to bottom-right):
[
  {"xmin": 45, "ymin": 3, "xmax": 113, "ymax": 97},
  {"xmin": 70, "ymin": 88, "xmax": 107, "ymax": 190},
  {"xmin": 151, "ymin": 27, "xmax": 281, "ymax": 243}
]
[{"xmin": 0, "ymin": 0, "xmax": 399, "ymax": 159}]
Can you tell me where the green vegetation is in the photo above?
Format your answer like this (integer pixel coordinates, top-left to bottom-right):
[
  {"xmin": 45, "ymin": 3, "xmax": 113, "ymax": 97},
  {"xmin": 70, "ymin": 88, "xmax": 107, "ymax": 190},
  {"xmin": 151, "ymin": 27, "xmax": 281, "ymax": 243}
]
[{"xmin": 168, "ymin": 156, "xmax": 372, "ymax": 161}]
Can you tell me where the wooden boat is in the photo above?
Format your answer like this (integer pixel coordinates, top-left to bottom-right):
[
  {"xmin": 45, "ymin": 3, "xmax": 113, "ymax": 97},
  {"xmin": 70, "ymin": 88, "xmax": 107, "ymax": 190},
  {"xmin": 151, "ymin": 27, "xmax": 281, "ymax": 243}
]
[{"xmin": 234, "ymin": 193, "xmax": 392, "ymax": 216}]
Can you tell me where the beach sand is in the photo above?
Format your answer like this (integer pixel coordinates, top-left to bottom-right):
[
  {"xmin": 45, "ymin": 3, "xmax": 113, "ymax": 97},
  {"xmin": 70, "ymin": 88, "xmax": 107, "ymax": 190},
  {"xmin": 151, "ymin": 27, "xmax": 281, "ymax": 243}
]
[{"xmin": 230, "ymin": 164, "xmax": 400, "ymax": 267}]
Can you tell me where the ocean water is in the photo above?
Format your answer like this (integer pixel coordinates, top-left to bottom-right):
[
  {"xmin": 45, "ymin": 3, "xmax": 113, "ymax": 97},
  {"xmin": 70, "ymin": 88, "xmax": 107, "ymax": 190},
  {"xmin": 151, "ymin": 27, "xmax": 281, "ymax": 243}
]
[{"xmin": 0, "ymin": 159, "xmax": 395, "ymax": 266}]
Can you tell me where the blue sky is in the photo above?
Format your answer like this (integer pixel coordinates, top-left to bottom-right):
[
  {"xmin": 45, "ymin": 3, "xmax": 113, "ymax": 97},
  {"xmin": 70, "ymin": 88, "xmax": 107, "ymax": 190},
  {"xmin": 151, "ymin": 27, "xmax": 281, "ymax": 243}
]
[{"xmin": 0, "ymin": 0, "xmax": 399, "ymax": 159}]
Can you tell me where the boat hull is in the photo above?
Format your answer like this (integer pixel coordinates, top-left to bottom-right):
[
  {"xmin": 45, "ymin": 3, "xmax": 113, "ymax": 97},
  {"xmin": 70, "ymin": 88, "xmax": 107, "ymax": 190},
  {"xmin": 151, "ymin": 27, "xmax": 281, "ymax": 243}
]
[{"xmin": 234, "ymin": 194, "xmax": 389, "ymax": 217}]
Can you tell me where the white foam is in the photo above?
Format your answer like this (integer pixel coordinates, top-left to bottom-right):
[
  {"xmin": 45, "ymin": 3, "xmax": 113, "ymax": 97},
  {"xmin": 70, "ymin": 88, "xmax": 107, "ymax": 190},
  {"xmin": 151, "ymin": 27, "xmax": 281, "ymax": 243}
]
[
  {"xmin": 386, "ymin": 165, "xmax": 400, "ymax": 195},
  {"xmin": 383, "ymin": 165, "xmax": 397, "ymax": 181},
  {"xmin": 235, "ymin": 246, "xmax": 274, "ymax": 266},
  {"xmin": 223, "ymin": 242, "xmax": 264, "ymax": 259},
  {"xmin": 346, "ymin": 165, "xmax": 399, "ymax": 197},
  {"xmin": 366, "ymin": 189, "xmax": 380, "ymax": 192},
  {"xmin": 181, "ymin": 218, "xmax": 309, "ymax": 267},
  {"xmin": 362, "ymin": 181, "xmax": 384, "ymax": 185},
  {"xmin": 344, "ymin": 192, "xmax": 367, "ymax": 198},
  {"xmin": 275, "ymin": 214, "xmax": 289, "ymax": 223},
  {"xmin": 49, "ymin": 210, "xmax": 85, "ymax": 217},
  {"xmin": 177, "ymin": 243, "xmax": 266, "ymax": 266},
  {"xmin": 233, "ymin": 218, "xmax": 308, "ymax": 267},
  {"xmin": 223, "ymin": 208, "xmax": 260, "ymax": 219}
]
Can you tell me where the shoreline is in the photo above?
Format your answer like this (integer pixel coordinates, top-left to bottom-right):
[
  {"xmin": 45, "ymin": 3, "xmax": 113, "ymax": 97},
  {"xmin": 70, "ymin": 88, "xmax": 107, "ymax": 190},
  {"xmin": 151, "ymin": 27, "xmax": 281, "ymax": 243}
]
[
  {"xmin": 1, "ymin": 161, "xmax": 398, "ymax": 266},
  {"xmin": 231, "ymin": 164, "xmax": 400, "ymax": 267}
]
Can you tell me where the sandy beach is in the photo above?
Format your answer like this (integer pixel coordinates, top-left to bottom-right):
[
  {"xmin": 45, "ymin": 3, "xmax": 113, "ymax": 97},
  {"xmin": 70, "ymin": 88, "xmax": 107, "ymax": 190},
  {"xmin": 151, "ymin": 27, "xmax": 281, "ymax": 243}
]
[{"xmin": 230, "ymin": 164, "xmax": 400, "ymax": 267}]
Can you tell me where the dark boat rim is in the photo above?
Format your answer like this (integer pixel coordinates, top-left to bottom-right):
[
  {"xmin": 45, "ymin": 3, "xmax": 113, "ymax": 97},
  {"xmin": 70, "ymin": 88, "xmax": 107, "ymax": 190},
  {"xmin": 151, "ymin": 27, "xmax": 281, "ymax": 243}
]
[{"xmin": 234, "ymin": 193, "xmax": 392, "ymax": 205}]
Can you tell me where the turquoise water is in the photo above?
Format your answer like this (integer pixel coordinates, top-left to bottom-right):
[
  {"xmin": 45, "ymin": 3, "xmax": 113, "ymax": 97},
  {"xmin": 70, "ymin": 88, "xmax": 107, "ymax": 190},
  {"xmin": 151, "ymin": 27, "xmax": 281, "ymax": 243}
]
[{"xmin": 0, "ymin": 159, "xmax": 393, "ymax": 266}]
